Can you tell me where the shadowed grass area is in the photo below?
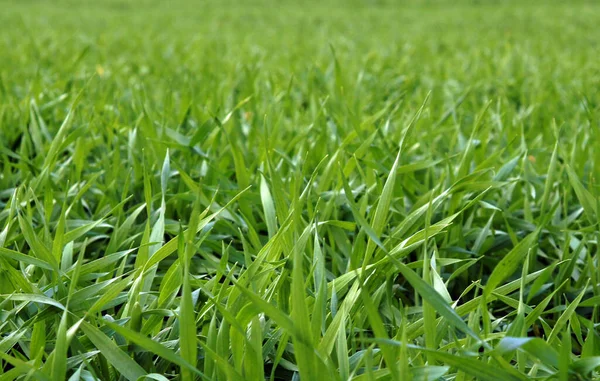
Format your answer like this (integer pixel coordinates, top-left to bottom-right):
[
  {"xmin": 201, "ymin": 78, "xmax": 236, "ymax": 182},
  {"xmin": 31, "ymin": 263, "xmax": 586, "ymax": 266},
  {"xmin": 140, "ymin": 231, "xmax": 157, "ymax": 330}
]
[{"xmin": 0, "ymin": 1, "xmax": 599, "ymax": 380}]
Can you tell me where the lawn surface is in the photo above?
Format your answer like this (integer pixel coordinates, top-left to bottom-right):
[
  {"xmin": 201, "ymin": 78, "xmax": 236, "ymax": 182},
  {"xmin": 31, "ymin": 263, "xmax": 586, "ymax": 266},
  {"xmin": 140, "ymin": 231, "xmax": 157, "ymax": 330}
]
[{"xmin": 0, "ymin": 1, "xmax": 599, "ymax": 380}]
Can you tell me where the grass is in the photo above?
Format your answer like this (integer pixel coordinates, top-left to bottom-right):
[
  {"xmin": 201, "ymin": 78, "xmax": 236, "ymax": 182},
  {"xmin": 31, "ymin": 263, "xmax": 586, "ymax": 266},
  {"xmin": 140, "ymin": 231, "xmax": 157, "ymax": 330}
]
[{"xmin": 0, "ymin": 0, "xmax": 599, "ymax": 380}]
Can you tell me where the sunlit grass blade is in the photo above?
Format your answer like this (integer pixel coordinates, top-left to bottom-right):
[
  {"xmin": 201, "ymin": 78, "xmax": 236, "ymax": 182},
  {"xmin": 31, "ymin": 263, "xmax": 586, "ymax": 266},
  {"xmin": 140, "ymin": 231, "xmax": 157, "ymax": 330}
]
[{"xmin": 80, "ymin": 321, "xmax": 147, "ymax": 381}]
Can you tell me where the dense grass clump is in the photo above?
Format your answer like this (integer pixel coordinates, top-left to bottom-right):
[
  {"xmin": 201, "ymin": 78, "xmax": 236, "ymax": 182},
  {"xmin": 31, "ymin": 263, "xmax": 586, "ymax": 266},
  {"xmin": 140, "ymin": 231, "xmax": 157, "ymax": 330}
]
[{"xmin": 0, "ymin": 1, "xmax": 599, "ymax": 380}]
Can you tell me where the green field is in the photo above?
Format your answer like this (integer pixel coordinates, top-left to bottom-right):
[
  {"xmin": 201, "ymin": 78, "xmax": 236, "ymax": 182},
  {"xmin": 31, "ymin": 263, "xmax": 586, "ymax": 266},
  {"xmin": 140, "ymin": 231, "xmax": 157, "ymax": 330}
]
[{"xmin": 1, "ymin": 1, "xmax": 599, "ymax": 380}]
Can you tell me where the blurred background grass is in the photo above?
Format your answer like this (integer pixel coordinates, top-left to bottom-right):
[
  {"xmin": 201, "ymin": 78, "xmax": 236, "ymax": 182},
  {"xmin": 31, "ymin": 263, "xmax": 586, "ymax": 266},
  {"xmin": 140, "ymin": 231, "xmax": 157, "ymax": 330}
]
[{"xmin": 2, "ymin": 0, "xmax": 599, "ymax": 165}]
